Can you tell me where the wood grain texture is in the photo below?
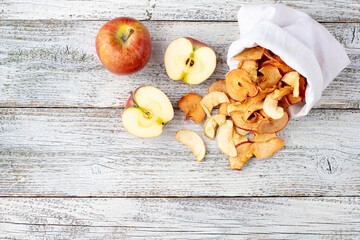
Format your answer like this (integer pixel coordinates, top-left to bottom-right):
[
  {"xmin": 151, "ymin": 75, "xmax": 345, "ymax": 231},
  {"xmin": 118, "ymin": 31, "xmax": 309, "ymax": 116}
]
[
  {"xmin": 0, "ymin": 197, "xmax": 359, "ymax": 239},
  {"xmin": 1, "ymin": 108, "xmax": 359, "ymax": 197},
  {"xmin": 1, "ymin": 0, "xmax": 359, "ymax": 22},
  {"xmin": 0, "ymin": 21, "xmax": 359, "ymax": 108}
]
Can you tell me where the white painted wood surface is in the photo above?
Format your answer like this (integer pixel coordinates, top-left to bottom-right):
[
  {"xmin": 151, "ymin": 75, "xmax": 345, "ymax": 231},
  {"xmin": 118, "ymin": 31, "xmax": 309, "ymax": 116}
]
[
  {"xmin": 0, "ymin": 21, "xmax": 359, "ymax": 108},
  {"xmin": 1, "ymin": 108, "xmax": 359, "ymax": 197},
  {"xmin": 1, "ymin": 197, "xmax": 360, "ymax": 239},
  {"xmin": 1, "ymin": 0, "xmax": 360, "ymax": 239},
  {"xmin": 1, "ymin": 0, "xmax": 359, "ymax": 22}
]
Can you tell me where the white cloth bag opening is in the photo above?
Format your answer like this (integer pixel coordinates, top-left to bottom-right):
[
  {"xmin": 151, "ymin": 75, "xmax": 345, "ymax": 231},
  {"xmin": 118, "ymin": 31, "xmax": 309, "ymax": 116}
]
[{"xmin": 227, "ymin": 4, "xmax": 350, "ymax": 118}]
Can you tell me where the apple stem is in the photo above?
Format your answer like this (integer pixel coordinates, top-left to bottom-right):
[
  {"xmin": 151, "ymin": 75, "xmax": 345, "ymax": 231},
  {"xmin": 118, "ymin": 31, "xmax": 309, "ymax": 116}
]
[
  {"xmin": 123, "ymin": 29, "xmax": 134, "ymax": 42},
  {"xmin": 130, "ymin": 91, "xmax": 139, "ymax": 108}
]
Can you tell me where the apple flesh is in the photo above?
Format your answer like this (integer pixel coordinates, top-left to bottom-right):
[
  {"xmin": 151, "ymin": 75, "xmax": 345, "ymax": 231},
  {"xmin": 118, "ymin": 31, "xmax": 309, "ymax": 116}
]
[
  {"xmin": 164, "ymin": 37, "xmax": 216, "ymax": 84},
  {"xmin": 96, "ymin": 17, "xmax": 152, "ymax": 75},
  {"xmin": 122, "ymin": 86, "xmax": 174, "ymax": 138}
]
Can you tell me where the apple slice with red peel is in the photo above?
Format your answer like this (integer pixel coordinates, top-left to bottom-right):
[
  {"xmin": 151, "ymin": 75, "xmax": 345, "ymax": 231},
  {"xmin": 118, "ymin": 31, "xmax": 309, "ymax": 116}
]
[
  {"xmin": 225, "ymin": 69, "xmax": 258, "ymax": 102},
  {"xmin": 164, "ymin": 37, "xmax": 216, "ymax": 85},
  {"xmin": 228, "ymin": 141, "xmax": 253, "ymax": 170},
  {"xmin": 216, "ymin": 120, "xmax": 237, "ymax": 157},
  {"xmin": 281, "ymin": 71, "xmax": 300, "ymax": 97},
  {"xmin": 234, "ymin": 46, "xmax": 264, "ymax": 61},
  {"xmin": 200, "ymin": 91, "xmax": 229, "ymax": 117},
  {"xmin": 257, "ymin": 111, "xmax": 289, "ymax": 134},
  {"xmin": 177, "ymin": 93, "xmax": 206, "ymax": 124},
  {"xmin": 175, "ymin": 130, "xmax": 206, "ymax": 162},
  {"xmin": 252, "ymin": 138, "xmax": 285, "ymax": 159},
  {"xmin": 122, "ymin": 86, "xmax": 174, "ymax": 138},
  {"xmin": 235, "ymin": 127, "xmax": 250, "ymax": 136},
  {"xmin": 230, "ymin": 111, "xmax": 264, "ymax": 132},
  {"xmin": 258, "ymin": 65, "xmax": 282, "ymax": 90},
  {"xmin": 203, "ymin": 114, "xmax": 226, "ymax": 140},
  {"xmin": 252, "ymin": 133, "xmax": 277, "ymax": 142}
]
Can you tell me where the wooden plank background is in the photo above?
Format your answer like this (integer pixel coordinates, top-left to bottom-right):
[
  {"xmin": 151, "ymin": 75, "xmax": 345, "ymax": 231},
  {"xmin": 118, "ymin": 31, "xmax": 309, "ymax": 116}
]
[
  {"xmin": 0, "ymin": 0, "xmax": 359, "ymax": 238},
  {"xmin": 1, "ymin": 197, "xmax": 359, "ymax": 239},
  {"xmin": 0, "ymin": 21, "xmax": 359, "ymax": 108}
]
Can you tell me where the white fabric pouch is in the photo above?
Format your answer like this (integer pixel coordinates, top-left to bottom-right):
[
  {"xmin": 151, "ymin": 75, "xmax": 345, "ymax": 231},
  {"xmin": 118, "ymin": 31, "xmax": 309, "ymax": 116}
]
[{"xmin": 227, "ymin": 4, "xmax": 350, "ymax": 118}]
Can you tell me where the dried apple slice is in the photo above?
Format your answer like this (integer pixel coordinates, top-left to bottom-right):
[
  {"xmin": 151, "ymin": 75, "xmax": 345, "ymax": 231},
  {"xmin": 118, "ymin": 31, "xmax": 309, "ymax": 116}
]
[
  {"xmin": 299, "ymin": 76, "xmax": 307, "ymax": 102},
  {"xmin": 225, "ymin": 69, "xmax": 258, "ymax": 102},
  {"xmin": 258, "ymin": 65, "xmax": 282, "ymax": 90},
  {"xmin": 208, "ymin": 80, "xmax": 227, "ymax": 94},
  {"xmin": 239, "ymin": 60, "xmax": 258, "ymax": 82},
  {"xmin": 230, "ymin": 111, "xmax": 264, "ymax": 132},
  {"xmin": 243, "ymin": 101, "xmax": 264, "ymax": 121},
  {"xmin": 287, "ymin": 94, "xmax": 301, "ymax": 105},
  {"xmin": 281, "ymin": 71, "xmax": 300, "ymax": 97},
  {"xmin": 228, "ymin": 141, "xmax": 253, "ymax": 170},
  {"xmin": 252, "ymin": 133, "xmax": 277, "ymax": 142},
  {"xmin": 250, "ymin": 86, "xmax": 277, "ymax": 104},
  {"xmin": 235, "ymin": 127, "xmax": 250, "ymax": 136},
  {"xmin": 175, "ymin": 130, "xmax": 206, "ymax": 162},
  {"xmin": 232, "ymin": 130, "xmax": 249, "ymax": 146},
  {"xmin": 257, "ymin": 111, "xmax": 289, "ymax": 134},
  {"xmin": 252, "ymin": 138, "xmax": 285, "ymax": 159},
  {"xmin": 234, "ymin": 46, "xmax": 264, "ymax": 61},
  {"xmin": 273, "ymin": 55, "xmax": 293, "ymax": 74},
  {"xmin": 279, "ymin": 96, "xmax": 290, "ymax": 109},
  {"xmin": 216, "ymin": 120, "xmax": 237, "ymax": 157},
  {"xmin": 263, "ymin": 87, "xmax": 293, "ymax": 119},
  {"xmin": 177, "ymin": 93, "xmax": 206, "ymax": 124},
  {"xmin": 218, "ymin": 102, "xmax": 229, "ymax": 116},
  {"xmin": 203, "ymin": 114, "xmax": 226, "ymax": 140},
  {"xmin": 200, "ymin": 91, "xmax": 229, "ymax": 117}
]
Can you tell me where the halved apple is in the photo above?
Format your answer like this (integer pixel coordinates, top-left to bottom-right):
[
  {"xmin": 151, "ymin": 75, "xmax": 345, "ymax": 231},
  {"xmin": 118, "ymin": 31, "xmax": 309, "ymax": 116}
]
[
  {"xmin": 175, "ymin": 130, "xmax": 206, "ymax": 162},
  {"xmin": 164, "ymin": 37, "xmax": 216, "ymax": 85},
  {"xmin": 122, "ymin": 86, "xmax": 174, "ymax": 138}
]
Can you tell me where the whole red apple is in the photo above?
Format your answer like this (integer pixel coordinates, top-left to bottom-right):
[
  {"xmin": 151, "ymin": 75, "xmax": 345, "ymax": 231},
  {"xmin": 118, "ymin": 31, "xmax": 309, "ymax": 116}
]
[{"xmin": 96, "ymin": 17, "xmax": 152, "ymax": 75}]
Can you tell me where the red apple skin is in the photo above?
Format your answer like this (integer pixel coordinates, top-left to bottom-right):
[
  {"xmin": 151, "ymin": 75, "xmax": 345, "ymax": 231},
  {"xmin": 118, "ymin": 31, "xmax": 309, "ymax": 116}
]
[
  {"xmin": 124, "ymin": 87, "xmax": 142, "ymax": 109},
  {"xmin": 183, "ymin": 37, "xmax": 212, "ymax": 50},
  {"xmin": 96, "ymin": 17, "xmax": 152, "ymax": 75}
]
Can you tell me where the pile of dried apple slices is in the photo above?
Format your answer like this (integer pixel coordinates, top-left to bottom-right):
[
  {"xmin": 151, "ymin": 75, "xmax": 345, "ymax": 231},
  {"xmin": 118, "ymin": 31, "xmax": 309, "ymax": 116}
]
[{"xmin": 176, "ymin": 46, "xmax": 307, "ymax": 170}]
